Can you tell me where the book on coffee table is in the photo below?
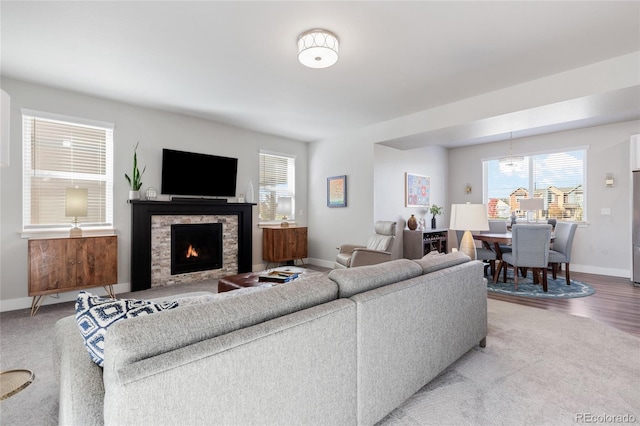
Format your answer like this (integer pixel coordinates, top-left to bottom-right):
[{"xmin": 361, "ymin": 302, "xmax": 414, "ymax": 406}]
[{"xmin": 258, "ymin": 270, "xmax": 300, "ymax": 283}]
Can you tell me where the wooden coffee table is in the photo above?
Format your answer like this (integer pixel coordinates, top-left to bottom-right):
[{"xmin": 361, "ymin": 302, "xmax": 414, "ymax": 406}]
[{"xmin": 218, "ymin": 267, "xmax": 322, "ymax": 293}]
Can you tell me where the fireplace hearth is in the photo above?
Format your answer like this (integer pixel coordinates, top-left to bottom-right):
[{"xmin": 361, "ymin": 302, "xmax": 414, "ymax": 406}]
[{"xmin": 171, "ymin": 223, "xmax": 223, "ymax": 275}]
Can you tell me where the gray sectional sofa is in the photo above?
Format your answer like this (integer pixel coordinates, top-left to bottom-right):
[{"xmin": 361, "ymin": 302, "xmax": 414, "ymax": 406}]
[{"xmin": 54, "ymin": 252, "xmax": 487, "ymax": 426}]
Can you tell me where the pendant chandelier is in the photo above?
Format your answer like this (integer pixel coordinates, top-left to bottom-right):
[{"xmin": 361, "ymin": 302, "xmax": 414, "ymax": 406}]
[{"xmin": 499, "ymin": 132, "xmax": 524, "ymax": 172}]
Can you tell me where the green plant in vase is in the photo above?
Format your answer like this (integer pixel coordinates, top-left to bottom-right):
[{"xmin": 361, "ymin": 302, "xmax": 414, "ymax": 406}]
[
  {"xmin": 125, "ymin": 142, "xmax": 146, "ymax": 200},
  {"xmin": 429, "ymin": 204, "xmax": 444, "ymax": 229}
]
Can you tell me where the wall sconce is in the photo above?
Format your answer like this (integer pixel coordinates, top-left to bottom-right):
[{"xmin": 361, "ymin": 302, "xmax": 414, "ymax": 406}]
[
  {"xmin": 605, "ymin": 173, "xmax": 614, "ymax": 187},
  {"xmin": 66, "ymin": 187, "xmax": 88, "ymax": 237},
  {"xmin": 465, "ymin": 184, "xmax": 472, "ymax": 194}
]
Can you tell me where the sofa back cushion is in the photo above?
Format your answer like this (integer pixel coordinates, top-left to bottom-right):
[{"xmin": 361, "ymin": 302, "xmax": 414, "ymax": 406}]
[
  {"xmin": 103, "ymin": 275, "xmax": 338, "ymax": 372},
  {"xmin": 413, "ymin": 251, "xmax": 470, "ymax": 274},
  {"xmin": 328, "ymin": 259, "xmax": 422, "ymax": 298}
]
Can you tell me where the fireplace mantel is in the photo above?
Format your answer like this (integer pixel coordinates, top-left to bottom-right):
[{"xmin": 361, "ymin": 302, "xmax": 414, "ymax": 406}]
[{"xmin": 130, "ymin": 200, "xmax": 254, "ymax": 291}]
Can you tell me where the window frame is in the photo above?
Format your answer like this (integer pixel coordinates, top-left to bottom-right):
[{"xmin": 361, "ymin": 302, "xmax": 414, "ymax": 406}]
[
  {"xmin": 258, "ymin": 150, "xmax": 296, "ymax": 226},
  {"xmin": 21, "ymin": 109, "xmax": 115, "ymax": 235},
  {"xmin": 482, "ymin": 145, "xmax": 588, "ymax": 223}
]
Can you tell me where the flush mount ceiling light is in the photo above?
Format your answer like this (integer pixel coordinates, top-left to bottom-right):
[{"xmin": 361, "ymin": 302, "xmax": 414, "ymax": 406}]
[
  {"xmin": 499, "ymin": 132, "xmax": 524, "ymax": 173},
  {"xmin": 297, "ymin": 29, "xmax": 339, "ymax": 69}
]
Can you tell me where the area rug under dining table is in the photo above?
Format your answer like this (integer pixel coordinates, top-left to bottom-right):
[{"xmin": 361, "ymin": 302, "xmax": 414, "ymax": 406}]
[{"xmin": 486, "ymin": 269, "xmax": 595, "ymax": 298}]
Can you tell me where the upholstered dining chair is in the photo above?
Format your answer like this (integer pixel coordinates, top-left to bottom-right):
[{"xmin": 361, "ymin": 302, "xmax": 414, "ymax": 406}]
[
  {"xmin": 484, "ymin": 220, "xmax": 512, "ymax": 254},
  {"xmin": 548, "ymin": 222, "xmax": 578, "ymax": 286},
  {"xmin": 494, "ymin": 224, "xmax": 552, "ymax": 291},
  {"xmin": 456, "ymin": 230, "xmax": 497, "ymax": 276},
  {"xmin": 334, "ymin": 221, "xmax": 396, "ymax": 269}
]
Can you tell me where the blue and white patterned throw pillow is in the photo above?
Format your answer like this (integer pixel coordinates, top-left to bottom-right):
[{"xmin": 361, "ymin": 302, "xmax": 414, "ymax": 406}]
[{"xmin": 75, "ymin": 291, "xmax": 180, "ymax": 367}]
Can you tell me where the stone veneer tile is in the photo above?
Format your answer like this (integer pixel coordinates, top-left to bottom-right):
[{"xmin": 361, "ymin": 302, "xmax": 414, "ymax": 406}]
[{"xmin": 150, "ymin": 215, "xmax": 238, "ymax": 287}]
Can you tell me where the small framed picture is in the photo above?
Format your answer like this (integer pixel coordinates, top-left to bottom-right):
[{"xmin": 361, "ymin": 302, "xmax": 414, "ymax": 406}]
[
  {"xmin": 405, "ymin": 172, "xmax": 430, "ymax": 207},
  {"xmin": 327, "ymin": 175, "xmax": 347, "ymax": 208}
]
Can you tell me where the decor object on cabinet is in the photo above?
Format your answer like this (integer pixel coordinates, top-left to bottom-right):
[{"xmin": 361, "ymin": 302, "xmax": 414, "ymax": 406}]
[
  {"xmin": 145, "ymin": 187, "xmax": 157, "ymax": 200},
  {"xmin": 405, "ymin": 173, "xmax": 430, "ymax": 207},
  {"xmin": 449, "ymin": 203, "xmax": 490, "ymax": 260},
  {"xmin": 407, "ymin": 214, "xmax": 418, "ymax": 230},
  {"xmin": 65, "ymin": 187, "xmax": 88, "ymax": 237},
  {"xmin": 277, "ymin": 196, "xmax": 293, "ymax": 227},
  {"xmin": 327, "ymin": 175, "xmax": 347, "ymax": 207},
  {"xmin": 429, "ymin": 204, "xmax": 444, "ymax": 229},
  {"xmin": 125, "ymin": 142, "xmax": 146, "ymax": 200},
  {"xmin": 238, "ymin": 193, "xmax": 245, "ymax": 203},
  {"xmin": 297, "ymin": 29, "xmax": 339, "ymax": 69}
]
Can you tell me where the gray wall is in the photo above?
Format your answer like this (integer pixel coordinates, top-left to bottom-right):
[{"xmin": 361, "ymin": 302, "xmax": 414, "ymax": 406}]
[{"xmin": 0, "ymin": 78, "xmax": 308, "ymax": 310}]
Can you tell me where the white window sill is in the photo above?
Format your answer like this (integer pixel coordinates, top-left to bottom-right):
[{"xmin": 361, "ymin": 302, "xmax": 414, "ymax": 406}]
[
  {"xmin": 20, "ymin": 227, "xmax": 117, "ymax": 239},
  {"xmin": 258, "ymin": 221, "xmax": 298, "ymax": 228}
]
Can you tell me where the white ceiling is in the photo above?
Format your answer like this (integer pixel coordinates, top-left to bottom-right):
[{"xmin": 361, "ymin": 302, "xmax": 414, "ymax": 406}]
[{"xmin": 1, "ymin": 1, "xmax": 639, "ymax": 146}]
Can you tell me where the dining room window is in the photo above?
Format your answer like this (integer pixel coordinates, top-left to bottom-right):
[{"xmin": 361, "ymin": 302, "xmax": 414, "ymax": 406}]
[{"xmin": 483, "ymin": 147, "xmax": 587, "ymax": 222}]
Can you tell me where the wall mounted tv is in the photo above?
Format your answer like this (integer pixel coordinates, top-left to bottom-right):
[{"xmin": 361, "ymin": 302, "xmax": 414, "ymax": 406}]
[{"xmin": 161, "ymin": 149, "xmax": 238, "ymax": 198}]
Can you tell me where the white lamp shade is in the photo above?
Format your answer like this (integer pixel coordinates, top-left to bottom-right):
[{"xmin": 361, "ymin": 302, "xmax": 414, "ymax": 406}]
[
  {"xmin": 519, "ymin": 198, "xmax": 544, "ymax": 211},
  {"xmin": 65, "ymin": 188, "xmax": 88, "ymax": 217},
  {"xmin": 298, "ymin": 29, "xmax": 339, "ymax": 69},
  {"xmin": 449, "ymin": 204, "xmax": 490, "ymax": 231},
  {"xmin": 0, "ymin": 89, "xmax": 9, "ymax": 167},
  {"xmin": 276, "ymin": 196, "xmax": 293, "ymax": 217}
]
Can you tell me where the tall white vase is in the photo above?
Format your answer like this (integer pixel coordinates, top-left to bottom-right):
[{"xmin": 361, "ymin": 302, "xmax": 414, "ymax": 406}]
[{"xmin": 246, "ymin": 180, "xmax": 254, "ymax": 203}]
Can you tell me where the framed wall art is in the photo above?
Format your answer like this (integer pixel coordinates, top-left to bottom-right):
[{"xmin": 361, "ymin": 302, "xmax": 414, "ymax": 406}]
[
  {"xmin": 327, "ymin": 175, "xmax": 347, "ymax": 208},
  {"xmin": 405, "ymin": 172, "xmax": 430, "ymax": 207}
]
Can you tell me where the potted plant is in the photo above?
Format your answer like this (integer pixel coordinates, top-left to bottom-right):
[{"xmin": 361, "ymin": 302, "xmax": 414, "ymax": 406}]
[
  {"xmin": 429, "ymin": 204, "xmax": 444, "ymax": 229},
  {"xmin": 125, "ymin": 142, "xmax": 146, "ymax": 200}
]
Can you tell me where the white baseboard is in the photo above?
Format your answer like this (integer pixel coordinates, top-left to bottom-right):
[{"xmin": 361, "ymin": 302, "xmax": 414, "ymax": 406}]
[
  {"xmin": 571, "ymin": 264, "xmax": 630, "ymax": 279},
  {"xmin": 306, "ymin": 258, "xmax": 335, "ymax": 269},
  {"xmin": 0, "ymin": 282, "xmax": 132, "ymax": 313}
]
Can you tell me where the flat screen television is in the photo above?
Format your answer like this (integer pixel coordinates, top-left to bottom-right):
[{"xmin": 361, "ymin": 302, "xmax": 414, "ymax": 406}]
[{"xmin": 161, "ymin": 149, "xmax": 238, "ymax": 198}]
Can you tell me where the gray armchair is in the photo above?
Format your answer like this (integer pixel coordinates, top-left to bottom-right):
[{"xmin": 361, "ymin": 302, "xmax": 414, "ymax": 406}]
[
  {"xmin": 334, "ymin": 221, "xmax": 396, "ymax": 269},
  {"xmin": 495, "ymin": 224, "xmax": 552, "ymax": 291},
  {"xmin": 548, "ymin": 222, "xmax": 578, "ymax": 285}
]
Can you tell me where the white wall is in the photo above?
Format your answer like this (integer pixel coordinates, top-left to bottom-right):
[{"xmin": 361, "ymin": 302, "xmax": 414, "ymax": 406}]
[
  {"xmin": 449, "ymin": 120, "xmax": 640, "ymax": 277},
  {"xmin": 373, "ymin": 144, "xmax": 448, "ymax": 258},
  {"xmin": 0, "ymin": 78, "xmax": 308, "ymax": 310}
]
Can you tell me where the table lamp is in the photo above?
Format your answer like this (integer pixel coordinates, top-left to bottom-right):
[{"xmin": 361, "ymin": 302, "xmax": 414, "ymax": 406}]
[
  {"xmin": 449, "ymin": 203, "xmax": 490, "ymax": 260},
  {"xmin": 66, "ymin": 187, "xmax": 88, "ymax": 237},
  {"xmin": 276, "ymin": 196, "xmax": 292, "ymax": 227},
  {"xmin": 519, "ymin": 197, "xmax": 544, "ymax": 223}
]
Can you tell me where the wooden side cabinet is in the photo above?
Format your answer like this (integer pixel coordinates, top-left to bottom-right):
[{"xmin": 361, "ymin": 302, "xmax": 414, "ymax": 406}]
[
  {"xmin": 403, "ymin": 229, "xmax": 448, "ymax": 259},
  {"xmin": 28, "ymin": 235, "xmax": 118, "ymax": 315},
  {"xmin": 262, "ymin": 226, "xmax": 308, "ymax": 265}
]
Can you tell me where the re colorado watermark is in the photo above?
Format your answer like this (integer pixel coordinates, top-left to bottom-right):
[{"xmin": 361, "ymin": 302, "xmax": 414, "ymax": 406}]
[{"xmin": 576, "ymin": 413, "xmax": 637, "ymax": 423}]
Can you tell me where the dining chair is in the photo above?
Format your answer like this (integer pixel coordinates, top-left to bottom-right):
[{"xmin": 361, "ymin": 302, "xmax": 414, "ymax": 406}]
[
  {"xmin": 548, "ymin": 222, "xmax": 578, "ymax": 286},
  {"xmin": 484, "ymin": 220, "xmax": 512, "ymax": 254},
  {"xmin": 494, "ymin": 224, "xmax": 552, "ymax": 291},
  {"xmin": 456, "ymin": 230, "xmax": 496, "ymax": 276}
]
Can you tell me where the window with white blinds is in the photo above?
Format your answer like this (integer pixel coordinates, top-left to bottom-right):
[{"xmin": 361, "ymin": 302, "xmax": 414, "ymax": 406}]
[
  {"xmin": 483, "ymin": 148, "xmax": 586, "ymax": 222},
  {"xmin": 259, "ymin": 151, "xmax": 295, "ymax": 222},
  {"xmin": 22, "ymin": 110, "xmax": 114, "ymax": 231}
]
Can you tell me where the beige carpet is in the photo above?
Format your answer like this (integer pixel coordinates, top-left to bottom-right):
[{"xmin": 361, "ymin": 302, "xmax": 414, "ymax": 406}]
[
  {"xmin": 378, "ymin": 299, "xmax": 640, "ymax": 425},
  {"xmin": 1, "ymin": 283, "xmax": 639, "ymax": 425}
]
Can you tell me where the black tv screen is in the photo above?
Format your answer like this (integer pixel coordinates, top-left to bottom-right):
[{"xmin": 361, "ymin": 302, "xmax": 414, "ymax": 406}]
[{"xmin": 161, "ymin": 149, "xmax": 238, "ymax": 197}]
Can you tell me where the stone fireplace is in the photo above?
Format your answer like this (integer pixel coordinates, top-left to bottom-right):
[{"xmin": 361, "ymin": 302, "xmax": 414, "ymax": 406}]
[
  {"xmin": 171, "ymin": 223, "xmax": 223, "ymax": 275},
  {"xmin": 130, "ymin": 200, "xmax": 253, "ymax": 292}
]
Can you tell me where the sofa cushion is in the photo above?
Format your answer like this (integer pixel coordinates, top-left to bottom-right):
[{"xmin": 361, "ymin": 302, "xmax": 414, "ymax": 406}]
[
  {"xmin": 413, "ymin": 251, "xmax": 471, "ymax": 275},
  {"xmin": 328, "ymin": 259, "xmax": 422, "ymax": 298},
  {"xmin": 75, "ymin": 291, "xmax": 182, "ymax": 367}
]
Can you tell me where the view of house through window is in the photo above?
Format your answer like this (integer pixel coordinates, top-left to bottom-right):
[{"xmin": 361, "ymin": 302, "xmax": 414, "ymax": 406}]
[
  {"xmin": 22, "ymin": 110, "xmax": 114, "ymax": 231},
  {"xmin": 484, "ymin": 148, "xmax": 586, "ymax": 222},
  {"xmin": 259, "ymin": 151, "xmax": 295, "ymax": 223}
]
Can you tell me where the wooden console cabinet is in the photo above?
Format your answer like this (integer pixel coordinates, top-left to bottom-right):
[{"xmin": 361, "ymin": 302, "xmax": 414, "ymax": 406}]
[
  {"xmin": 28, "ymin": 235, "xmax": 117, "ymax": 315},
  {"xmin": 262, "ymin": 226, "xmax": 308, "ymax": 266},
  {"xmin": 403, "ymin": 229, "xmax": 448, "ymax": 259}
]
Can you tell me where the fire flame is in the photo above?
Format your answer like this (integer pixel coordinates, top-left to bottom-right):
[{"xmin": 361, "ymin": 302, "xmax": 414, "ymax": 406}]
[{"xmin": 186, "ymin": 245, "xmax": 199, "ymax": 258}]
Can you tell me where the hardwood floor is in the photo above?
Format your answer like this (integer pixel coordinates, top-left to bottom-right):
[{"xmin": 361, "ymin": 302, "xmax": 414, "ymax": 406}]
[{"xmin": 487, "ymin": 271, "xmax": 640, "ymax": 337}]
